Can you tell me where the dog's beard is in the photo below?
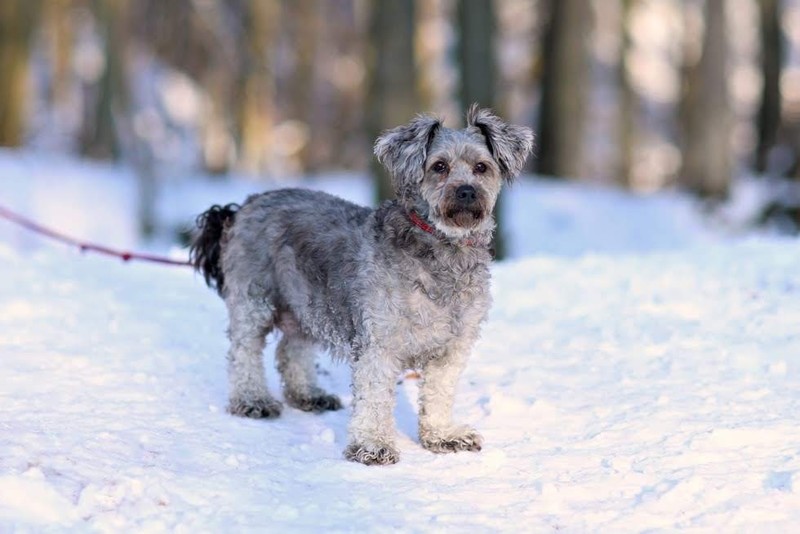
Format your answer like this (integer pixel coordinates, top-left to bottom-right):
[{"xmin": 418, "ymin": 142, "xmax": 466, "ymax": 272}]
[
  {"xmin": 420, "ymin": 186, "xmax": 494, "ymax": 235},
  {"xmin": 445, "ymin": 207, "xmax": 484, "ymax": 228},
  {"xmin": 429, "ymin": 202, "xmax": 495, "ymax": 239}
]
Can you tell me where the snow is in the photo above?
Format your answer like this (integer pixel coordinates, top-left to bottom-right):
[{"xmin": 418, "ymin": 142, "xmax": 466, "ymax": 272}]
[
  {"xmin": 503, "ymin": 178, "xmax": 716, "ymax": 258},
  {"xmin": 2, "ymin": 155, "xmax": 800, "ymax": 530}
]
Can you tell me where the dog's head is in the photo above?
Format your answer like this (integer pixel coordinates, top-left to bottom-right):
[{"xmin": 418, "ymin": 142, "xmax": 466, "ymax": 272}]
[{"xmin": 375, "ymin": 105, "xmax": 533, "ymax": 238}]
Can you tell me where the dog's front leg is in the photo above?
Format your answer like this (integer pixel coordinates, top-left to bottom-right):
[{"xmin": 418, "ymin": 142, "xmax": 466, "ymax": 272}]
[
  {"xmin": 344, "ymin": 349, "xmax": 401, "ymax": 465},
  {"xmin": 418, "ymin": 346, "xmax": 483, "ymax": 454}
]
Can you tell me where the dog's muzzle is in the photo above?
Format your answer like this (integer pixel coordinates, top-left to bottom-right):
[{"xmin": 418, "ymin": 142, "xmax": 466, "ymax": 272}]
[{"xmin": 444, "ymin": 185, "xmax": 485, "ymax": 228}]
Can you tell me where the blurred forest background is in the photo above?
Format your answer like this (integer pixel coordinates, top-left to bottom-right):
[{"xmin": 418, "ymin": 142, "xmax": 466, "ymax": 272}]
[{"xmin": 2, "ymin": 0, "xmax": 800, "ymax": 254}]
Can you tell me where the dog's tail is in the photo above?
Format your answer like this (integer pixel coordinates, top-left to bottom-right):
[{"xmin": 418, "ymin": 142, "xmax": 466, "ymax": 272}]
[{"xmin": 189, "ymin": 203, "xmax": 239, "ymax": 296}]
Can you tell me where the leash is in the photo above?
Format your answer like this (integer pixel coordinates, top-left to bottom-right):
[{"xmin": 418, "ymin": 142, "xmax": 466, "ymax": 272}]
[{"xmin": 0, "ymin": 203, "xmax": 191, "ymax": 267}]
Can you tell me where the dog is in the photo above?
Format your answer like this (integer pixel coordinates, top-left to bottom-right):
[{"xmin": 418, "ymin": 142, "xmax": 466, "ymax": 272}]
[{"xmin": 190, "ymin": 106, "xmax": 533, "ymax": 465}]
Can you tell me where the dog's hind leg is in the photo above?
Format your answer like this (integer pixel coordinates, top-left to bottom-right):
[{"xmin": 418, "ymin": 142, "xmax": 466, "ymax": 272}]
[
  {"xmin": 275, "ymin": 328, "xmax": 342, "ymax": 413},
  {"xmin": 225, "ymin": 297, "xmax": 283, "ymax": 419}
]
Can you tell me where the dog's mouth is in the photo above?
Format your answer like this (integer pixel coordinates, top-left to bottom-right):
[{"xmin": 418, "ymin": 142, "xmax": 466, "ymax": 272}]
[{"xmin": 445, "ymin": 207, "xmax": 484, "ymax": 228}]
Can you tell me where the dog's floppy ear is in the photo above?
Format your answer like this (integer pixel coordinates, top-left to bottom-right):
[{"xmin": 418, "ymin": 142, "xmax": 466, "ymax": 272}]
[
  {"xmin": 374, "ymin": 114, "xmax": 442, "ymax": 197},
  {"xmin": 467, "ymin": 104, "xmax": 534, "ymax": 182}
]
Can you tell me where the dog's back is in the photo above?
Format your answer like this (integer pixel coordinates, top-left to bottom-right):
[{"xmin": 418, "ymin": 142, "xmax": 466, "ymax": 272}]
[
  {"xmin": 193, "ymin": 189, "xmax": 370, "ymax": 292},
  {"xmin": 194, "ymin": 188, "xmax": 374, "ymax": 351}
]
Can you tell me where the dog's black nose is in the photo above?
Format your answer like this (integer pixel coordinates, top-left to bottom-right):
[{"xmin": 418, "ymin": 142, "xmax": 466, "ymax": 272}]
[{"xmin": 455, "ymin": 185, "xmax": 477, "ymax": 205}]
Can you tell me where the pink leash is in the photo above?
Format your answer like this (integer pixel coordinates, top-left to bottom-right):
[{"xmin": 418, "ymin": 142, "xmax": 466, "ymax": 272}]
[{"xmin": 0, "ymin": 203, "xmax": 191, "ymax": 267}]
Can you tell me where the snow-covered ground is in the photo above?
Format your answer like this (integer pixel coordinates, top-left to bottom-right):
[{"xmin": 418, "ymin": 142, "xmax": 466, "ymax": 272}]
[{"xmin": 2, "ymin": 153, "xmax": 800, "ymax": 531}]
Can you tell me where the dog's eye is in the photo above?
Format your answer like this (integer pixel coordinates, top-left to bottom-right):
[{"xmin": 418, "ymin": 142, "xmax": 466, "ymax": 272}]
[
  {"xmin": 431, "ymin": 161, "xmax": 449, "ymax": 174},
  {"xmin": 474, "ymin": 162, "xmax": 488, "ymax": 174}
]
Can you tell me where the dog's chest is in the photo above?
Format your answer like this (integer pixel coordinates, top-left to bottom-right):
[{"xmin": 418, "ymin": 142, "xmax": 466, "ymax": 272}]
[
  {"xmin": 411, "ymin": 268, "xmax": 475, "ymax": 308},
  {"xmin": 370, "ymin": 261, "xmax": 489, "ymax": 356}
]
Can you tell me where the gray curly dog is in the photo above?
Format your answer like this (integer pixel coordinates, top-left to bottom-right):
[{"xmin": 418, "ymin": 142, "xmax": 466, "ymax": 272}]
[{"xmin": 190, "ymin": 106, "xmax": 533, "ymax": 465}]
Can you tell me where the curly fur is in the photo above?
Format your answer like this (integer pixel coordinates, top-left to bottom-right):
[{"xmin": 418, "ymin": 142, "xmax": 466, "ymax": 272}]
[
  {"xmin": 191, "ymin": 107, "xmax": 533, "ymax": 465},
  {"xmin": 467, "ymin": 104, "xmax": 534, "ymax": 182},
  {"xmin": 190, "ymin": 203, "xmax": 239, "ymax": 295}
]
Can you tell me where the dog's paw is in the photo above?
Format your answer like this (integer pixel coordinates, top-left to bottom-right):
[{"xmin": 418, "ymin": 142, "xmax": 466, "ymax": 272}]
[
  {"xmin": 343, "ymin": 442, "xmax": 400, "ymax": 466},
  {"xmin": 420, "ymin": 425, "xmax": 483, "ymax": 454},
  {"xmin": 288, "ymin": 393, "xmax": 343, "ymax": 413},
  {"xmin": 228, "ymin": 397, "xmax": 283, "ymax": 419}
]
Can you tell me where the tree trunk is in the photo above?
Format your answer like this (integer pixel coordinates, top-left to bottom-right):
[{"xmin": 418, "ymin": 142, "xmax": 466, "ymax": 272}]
[
  {"xmin": 79, "ymin": 0, "xmax": 128, "ymax": 160},
  {"xmin": 457, "ymin": 0, "xmax": 495, "ymax": 112},
  {"xmin": 679, "ymin": 0, "xmax": 732, "ymax": 198},
  {"xmin": 456, "ymin": 0, "xmax": 507, "ymax": 259},
  {"xmin": 536, "ymin": 0, "xmax": 591, "ymax": 179},
  {"xmin": 0, "ymin": 0, "xmax": 40, "ymax": 147},
  {"xmin": 281, "ymin": 0, "xmax": 319, "ymax": 174},
  {"xmin": 44, "ymin": 0, "xmax": 73, "ymax": 109},
  {"xmin": 89, "ymin": 0, "xmax": 157, "ymax": 238},
  {"xmin": 309, "ymin": 0, "xmax": 363, "ymax": 172},
  {"xmin": 366, "ymin": 0, "xmax": 418, "ymax": 202},
  {"xmin": 617, "ymin": 0, "xmax": 636, "ymax": 188},
  {"xmin": 235, "ymin": 1, "xmax": 278, "ymax": 175},
  {"xmin": 756, "ymin": 0, "xmax": 783, "ymax": 175}
]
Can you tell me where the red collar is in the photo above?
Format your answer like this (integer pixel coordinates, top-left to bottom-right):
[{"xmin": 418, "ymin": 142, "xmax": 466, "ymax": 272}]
[
  {"xmin": 408, "ymin": 210, "xmax": 437, "ymax": 235},
  {"xmin": 407, "ymin": 211, "xmax": 477, "ymax": 248}
]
